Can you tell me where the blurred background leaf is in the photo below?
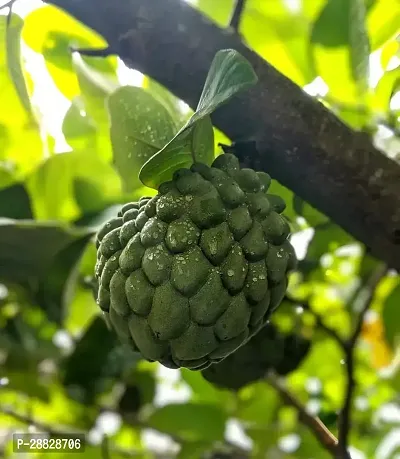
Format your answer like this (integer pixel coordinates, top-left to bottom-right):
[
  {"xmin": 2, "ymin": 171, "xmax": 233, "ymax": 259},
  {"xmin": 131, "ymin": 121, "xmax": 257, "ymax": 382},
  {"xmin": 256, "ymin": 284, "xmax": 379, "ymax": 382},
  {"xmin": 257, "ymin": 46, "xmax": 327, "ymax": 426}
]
[{"xmin": 0, "ymin": 14, "xmax": 43, "ymax": 177}]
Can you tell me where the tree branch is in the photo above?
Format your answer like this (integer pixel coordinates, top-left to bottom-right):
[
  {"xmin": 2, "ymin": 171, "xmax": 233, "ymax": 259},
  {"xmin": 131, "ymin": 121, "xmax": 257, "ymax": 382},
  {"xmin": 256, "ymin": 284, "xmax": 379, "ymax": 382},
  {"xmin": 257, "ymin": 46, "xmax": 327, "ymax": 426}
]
[
  {"xmin": 337, "ymin": 263, "xmax": 388, "ymax": 457},
  {"xmin": 285, "ymin": 296, "xmax": 346, "ymax": 349},
  {"xmin": 44, "ymin": 0, "xmax": 400, "ymax": 271},
  {"xmin": 0, "ymin": 0, "xmax": 16, "ymax": 12},
  {"xmin": 266, "ymin": 371, "xmax": 339, "ymax": 455},
  {"xmin": 229, "ymin": 0, "xmax": 246, "ymax": 32},
  {"xmin": 101, "ymin": 436, "xmax": 111, "ymax": 459},
  {"xmin": 1, "ymin": 406, "xmax": 162, "ymax": 458}
]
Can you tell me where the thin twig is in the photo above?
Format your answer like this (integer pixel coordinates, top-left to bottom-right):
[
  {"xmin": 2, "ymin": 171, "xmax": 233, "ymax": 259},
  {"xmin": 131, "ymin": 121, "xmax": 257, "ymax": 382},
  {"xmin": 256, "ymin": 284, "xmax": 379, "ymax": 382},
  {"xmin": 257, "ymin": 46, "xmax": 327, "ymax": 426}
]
[
  {"xmin": 101, "ymin": 436, "xmax": 111, "ymax": 459},
  {"xmin": 0, "ymin": 0, "xmax": 16, "ymax": 12},
  {"xmin": 229, "ymin": 0, "xmax": 246, "ymax": 32},
  {"xmin": 304, "ymin": 304, "xmax": 346, "ymax": 348},
  {"xmin": 266, "ymin": 371, "xmax": 339, "ymax": 455},
  {"xmin": 69, "ymin": 46, "xmax": 116, "ymax": 57},
  {"xmin": 0, "ymin": 406, "xmax": 157, "ymax": 458},
  {"xmin": 0, "ymin": 0, "xmax": 17, "ymax": 26},
  {"xmin": 337, "ymin": 263, "xmax": 388, "ymax": 457},
  {"xmin": 1, "ymin": 406, "xmax": 78, "ymax": 436},
  {"xmin": 285, "ymin": 296, "xmax": 346, "ymax": 349}
]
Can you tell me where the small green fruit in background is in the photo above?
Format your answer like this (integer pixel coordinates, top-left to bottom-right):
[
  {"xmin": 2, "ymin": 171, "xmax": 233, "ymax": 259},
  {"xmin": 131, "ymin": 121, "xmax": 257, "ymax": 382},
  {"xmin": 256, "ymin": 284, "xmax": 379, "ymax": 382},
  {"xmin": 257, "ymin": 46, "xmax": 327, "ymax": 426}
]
[
  {"xmin": 201, "ymin": 322, "xmax": 311, "ymax": 390},
  {"xmin": 94, "ymin": 153, "xmax": 296, "ymax": 370}
]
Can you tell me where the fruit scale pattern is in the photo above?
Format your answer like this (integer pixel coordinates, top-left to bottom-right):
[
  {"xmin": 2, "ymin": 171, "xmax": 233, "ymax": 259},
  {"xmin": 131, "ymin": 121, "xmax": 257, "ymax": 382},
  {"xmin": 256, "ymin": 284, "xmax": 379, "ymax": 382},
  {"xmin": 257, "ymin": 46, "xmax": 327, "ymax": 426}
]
[{"xmin": 94, "ymin": 153, "xmax": 296, "ymax": 370}]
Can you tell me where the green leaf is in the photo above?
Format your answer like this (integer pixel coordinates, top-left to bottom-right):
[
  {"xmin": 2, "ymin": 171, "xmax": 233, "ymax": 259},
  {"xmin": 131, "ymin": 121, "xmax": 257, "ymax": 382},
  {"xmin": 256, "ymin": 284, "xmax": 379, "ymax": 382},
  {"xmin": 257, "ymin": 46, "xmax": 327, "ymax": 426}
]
[
  {"xmin": 73, "ymin": 178, "xmax": 109, "ymax": 215},
  {"xmin": 143, "ymin": 76, "xmax": 187, "ymax": 128},
  {"xmin": 1, "ymin": 311, "xmax": 58, "ymax": 371},
  {"xmin": 72, "ymin": 53, "xmax": 118, "ymax": 100},
  {"xmin": 147, "ymin": 403, "xmax": 227, "ymax": 442},
  {"xmin": 0, "ymin": 165, "xmax": 15, "ymax": 189},
  {"xmin": 306, "ymin": 224, "xmax": 354, "ymax": 262},
  {"xmin": 3, "ymin": 371, "xmax": 49, "ymax": 402},
  {"xmin": 367, "ymin": 0, "xmax": 400, "ymax": 51},
  {"xmin": 181, "ymin": 369, "xmax": 235, "ymax": 409},
  {"xmin": 372, "ymin": 67, "xmax": 400, "ymax": 113},
  {"xmin": 296, "ymin": 428, "xmax": 332, "ymax": 459},
  {"xmin": 139, "ymin": 116, "xmax": 215, "ymax": 189},
  {"xmin": 22, "ymin": 6, "xmax": 117, "ymax": 100},
  {"xmin": 139, "ymin": 49, "xmax": 257, "ymax": 188},
  {"xmin": 195, "ymin": 0, "xmax": 235, "ymax": 26},
  {"xmin": 292, "ymin": 196, "xmax": 329, "ymax": 227},
  {"xmin": 35, "ymin": 233, "xmax": 93, "ymax": 323},
  {"xmin": 236, "ymin": 382, "xmax": 280, "ymax": 425},
  {"xmin": 299, "ymin": 223, "xmax": 354, "ymax": 278},
  {"xmin": 0, "ymin": 183, "xmax": 32, "ymax": 219},
  {"xmin": 73, "ymin": 204, "xmax": 123, "ymax": 229},
  {"xmin": 199, "ymin": 0, "xmax": 315, "ymax": 85},
  {"xmin": 242, "ymin": 1, "xmax": 316, "ymax": 86},
  {"xmin": 0, "ymin": 218, "xmax": 94, "ymax": 284},
  {"xmin": 192, "ymin": 116, "xmax": 215, "ymax": 161},
  {"xmin": 62, "ymin": 316, "xmax": 121, "ymax": 403},
  {"xmin": 72, "ymin": 53, "xmax": 117, "ymax": 122},
  {"xmin": 6, "ymin": 14, "xmax": 32, "ymax": 116},
  {"xmin": 65, "ymin": 286, "xmax": 99, "ymax": 333},
  {"xmin": 177, "ymin": 442, "xmax": 210, "ymax": 459},
  {"xmin": 326, "ymin": 100, "xmax": 371, "ymax": 130},
  {"xmin": 0, "ymin": 16, "xmax": 43, "ymax": 176},
  {"xmin": 382, "ymin": 283, "xmax": 400, "ymax": 349},
  {"xmin": 122, "ymin": 367, "xmax": 156, "ymax": 408},
  {"xmin": 381, "ymin": 40, "xmax": 399, "ymax": 70},
  {"xmin": 293, "ymin": 339, "xmax": 345, "ymax": 410},
  {"xmin": 71, "ymin": 53, "xmax": 119, "ymax": 162},
  {"xmin": 358, "ymin": 251, "xmax": 382, "ymax": 282},
  {"xmin": 27, "ymin": 151, "xmax": 121, "ymax": 221},
  {"xmin": 181, "ymin": 369, "xmax": 222, "ymax": 403},
  {"xmin": 62, "ymin": 97, "xmax": 99, "ymax": 153},
  {"xmin": 268, "ymin": 180, "xmax": 296, "ymax": 222},
  {"xmin": 311, "ymin": 0, "xmax": 372, "ymax": 103},
  {"xmin": 301, "ymin": 0, "xmax": 329, "ymax": 20},
  {"xmin": 348, "ymin": 0, "xmax": 370, "ymax": 91},
  {"xmin": 107, "ymin": 85, "xmax": 176, "ymax": 193},
  {"xmin": 194, "ymin": 49, "xmax": 258, "ymax": 121}
]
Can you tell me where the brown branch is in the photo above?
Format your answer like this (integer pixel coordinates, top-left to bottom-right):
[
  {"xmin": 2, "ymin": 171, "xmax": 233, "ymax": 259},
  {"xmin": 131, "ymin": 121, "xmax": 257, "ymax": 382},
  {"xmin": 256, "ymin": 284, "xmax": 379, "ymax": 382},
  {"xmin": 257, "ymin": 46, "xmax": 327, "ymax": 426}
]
[
  {"xmin": 229, "ymin": 0, "xmax": 246, "ymax": 31},
  {"xmin": 1, "ymin": 406, "xmax": 82, "ymax": 436},
  {"xmin": 266, "ymin": 371, "xmax": 339, "ymax": 455},
  {"xmin": 45, "ymin": 0, "xmax": 400, "ymax": 271},
  {"xmin": 0, "ymin": 0, "xmax": 17, "ymax": 26},
  {"xmin": 0, "ymin": 0, "xmax": 16, "ymax": 12},
  {"xmin": 0, "ymin": 406, "xmax": 156, "ymax": 458},
  {"xmin": 337, "ymin": 263, "xmax": 388, "ymax": 457}
]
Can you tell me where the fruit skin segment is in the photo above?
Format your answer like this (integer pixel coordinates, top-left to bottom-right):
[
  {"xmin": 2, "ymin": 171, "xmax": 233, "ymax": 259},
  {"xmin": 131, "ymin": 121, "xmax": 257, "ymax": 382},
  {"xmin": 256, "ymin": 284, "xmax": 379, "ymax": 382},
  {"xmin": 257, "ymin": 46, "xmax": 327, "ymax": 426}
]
[{"xmin": 94, "ymin": 153, "xmax": 297, "ymax": 370}]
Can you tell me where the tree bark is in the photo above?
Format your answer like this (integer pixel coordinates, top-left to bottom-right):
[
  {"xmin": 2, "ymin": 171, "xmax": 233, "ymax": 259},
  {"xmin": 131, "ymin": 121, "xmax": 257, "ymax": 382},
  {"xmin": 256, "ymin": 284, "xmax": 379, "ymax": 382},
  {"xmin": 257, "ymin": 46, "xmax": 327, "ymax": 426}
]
[{"xmin": 47, "ymin": 0, "xmax": 400, "ymax": 271}]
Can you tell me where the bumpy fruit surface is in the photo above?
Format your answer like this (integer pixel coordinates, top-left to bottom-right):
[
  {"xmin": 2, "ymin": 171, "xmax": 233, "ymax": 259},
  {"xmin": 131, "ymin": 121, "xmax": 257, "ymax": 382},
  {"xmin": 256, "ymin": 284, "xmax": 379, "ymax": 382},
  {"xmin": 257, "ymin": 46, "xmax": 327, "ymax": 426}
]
[
  {"xmin": 202, "ymin": 323, "xmax": 311, "ymax": 390},
  {"xmin": 94, "ymin": 154, "xmax": 296, "ymax": 370}
]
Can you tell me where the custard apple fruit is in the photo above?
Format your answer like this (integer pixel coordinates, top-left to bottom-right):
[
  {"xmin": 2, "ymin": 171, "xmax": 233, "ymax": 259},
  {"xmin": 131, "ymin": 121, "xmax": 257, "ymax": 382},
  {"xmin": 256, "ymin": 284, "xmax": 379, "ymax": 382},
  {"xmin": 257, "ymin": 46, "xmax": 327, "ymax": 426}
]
[
  {"xmin": 94, "ymin": 153, "xmax": 296, "ymax": 370},
  {"xmin": 202, "ymin": 323, "xmax": 311, "ymax": 390}
]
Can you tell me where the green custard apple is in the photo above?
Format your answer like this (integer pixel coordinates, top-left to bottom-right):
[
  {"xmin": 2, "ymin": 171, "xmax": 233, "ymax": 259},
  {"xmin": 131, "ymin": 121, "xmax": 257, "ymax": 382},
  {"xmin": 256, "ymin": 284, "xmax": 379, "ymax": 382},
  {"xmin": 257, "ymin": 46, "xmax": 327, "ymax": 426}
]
[
  {"xmin": 94, "ymin": 153, "xmax": 296, "ymax": 370},
  {"xmin": 202, "ymin": 322, "xmax": 311, "ymax": 390}
]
